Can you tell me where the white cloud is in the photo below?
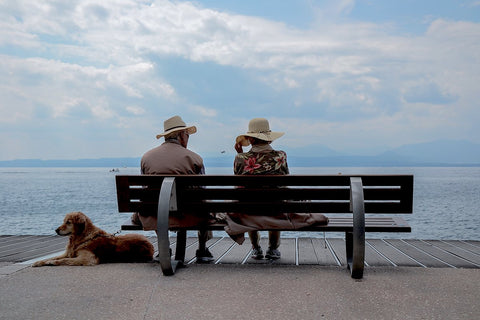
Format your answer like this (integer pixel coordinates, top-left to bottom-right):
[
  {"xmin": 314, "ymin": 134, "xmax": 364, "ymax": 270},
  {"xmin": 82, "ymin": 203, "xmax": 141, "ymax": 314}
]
[
  {"xmin": 466, "ymin": 1, "xmax": 480, "ymax": 7},
  {"xmin": 106, "ymin": 63, "xmax": 175, "ymax": 98},
  {"xmin": 0, "ymin": 55, "xmax": 175, "ymax": 123},
  {"xmin": 189, "ymin": 105, "xmax": 217, "ymax": 117},
  {"xmin": 0, "ymin": 0, "xmax": 479, "ymax": 159},
  {"xmin": 125, "ymin": 105, "xmax": 145, "ymax": 115}
]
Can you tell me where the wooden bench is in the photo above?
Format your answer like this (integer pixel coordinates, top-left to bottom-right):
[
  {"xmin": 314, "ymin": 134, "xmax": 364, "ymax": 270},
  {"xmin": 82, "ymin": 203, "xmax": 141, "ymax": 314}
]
[{"xmin": 115, "ymin": 174, "xmax": 413, "ymax": 279}]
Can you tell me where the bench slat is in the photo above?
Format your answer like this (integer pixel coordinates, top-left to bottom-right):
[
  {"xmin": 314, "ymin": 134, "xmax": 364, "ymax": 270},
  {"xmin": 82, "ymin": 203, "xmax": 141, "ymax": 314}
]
[
  {"xmin": 117, "ymin": 174, "xmax": 412, "ymax": 187},
  {"xmin": 124, "ymin": 187, "xmax": 409, "ymax": 201},
  {"xmin": 121, "ymin": 201, "xmax": 411, "ymax": 215},
  {"xmin": 121, "ymin": 216, "xmax": 411, "ymax": 233}
]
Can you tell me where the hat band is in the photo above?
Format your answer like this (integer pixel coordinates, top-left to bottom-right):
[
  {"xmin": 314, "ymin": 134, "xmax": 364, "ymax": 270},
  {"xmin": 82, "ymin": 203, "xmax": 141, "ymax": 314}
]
[
  {"xmin": 248, "ymin": 130, "xmax": 271, "ymax": 134},
  {"xmin": 165, "ymin": 125, "xmax": 186, "ymax": 132}
]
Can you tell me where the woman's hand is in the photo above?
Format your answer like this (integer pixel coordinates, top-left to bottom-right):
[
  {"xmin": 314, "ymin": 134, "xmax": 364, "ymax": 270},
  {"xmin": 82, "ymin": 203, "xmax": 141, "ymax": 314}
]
[{"xmin": 234, "ymin": 142, "xmax": 243, "ymax": 153}]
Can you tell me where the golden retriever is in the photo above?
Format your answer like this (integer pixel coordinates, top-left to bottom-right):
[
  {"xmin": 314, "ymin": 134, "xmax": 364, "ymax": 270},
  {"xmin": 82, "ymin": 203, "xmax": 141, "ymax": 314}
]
[{"xmin": 32, "ymin": 211, "xmax": 154, "ymax": 266}]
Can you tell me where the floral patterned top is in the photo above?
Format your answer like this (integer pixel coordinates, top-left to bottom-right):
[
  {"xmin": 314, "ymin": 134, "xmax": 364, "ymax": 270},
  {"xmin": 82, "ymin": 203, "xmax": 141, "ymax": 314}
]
[{"xmin": 234, "ymin": 145, "xmax": 289, "ymax": 175}]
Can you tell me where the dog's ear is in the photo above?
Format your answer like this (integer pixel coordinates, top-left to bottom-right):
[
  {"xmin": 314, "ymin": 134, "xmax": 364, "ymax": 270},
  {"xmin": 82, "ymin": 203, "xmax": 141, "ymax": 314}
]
[
  {"xmin": 72, "ymin": 212, "xmax": 87, "ymax": 235},
  {"xmin": 75, "ymin": 221, "xmax": 85, "ymax": 235}
]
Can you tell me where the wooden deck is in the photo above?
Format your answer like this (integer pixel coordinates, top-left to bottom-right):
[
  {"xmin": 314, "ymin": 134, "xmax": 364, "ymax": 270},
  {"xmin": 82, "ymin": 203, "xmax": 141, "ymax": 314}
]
[{"xmin": 1, "ymin": 235, "xmax": 479, "ymax": 268}]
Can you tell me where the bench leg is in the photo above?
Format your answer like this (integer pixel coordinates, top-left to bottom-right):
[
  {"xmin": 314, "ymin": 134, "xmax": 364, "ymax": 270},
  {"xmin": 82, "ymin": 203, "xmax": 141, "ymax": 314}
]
[
  {"xmin": 175, "ymin": 229, "xmax": 187, "ymax": 262},
  {"xmin": 345, "ymin": 232, "xmax": 364, "ymax": 279},
  {"xmin": 157, "ymin": 177, "xmax": 182, "ymax": 276}
]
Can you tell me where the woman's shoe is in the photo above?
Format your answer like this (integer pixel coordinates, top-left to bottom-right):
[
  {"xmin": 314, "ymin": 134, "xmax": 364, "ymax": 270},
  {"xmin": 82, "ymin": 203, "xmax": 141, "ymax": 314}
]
[
  {"xmin": 251, "ymin": 247, "xmax": 264, "ymax": 260},
  {"xmin": 265, "ymin": 248, "xmax": 281, "ymax": 260}
]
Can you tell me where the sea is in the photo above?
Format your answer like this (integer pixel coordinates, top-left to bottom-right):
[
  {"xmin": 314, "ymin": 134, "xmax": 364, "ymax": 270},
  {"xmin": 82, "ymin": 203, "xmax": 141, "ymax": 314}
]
[{"xmin": 0, "ymin": 167, "xmax": 479, "ymax": 240}]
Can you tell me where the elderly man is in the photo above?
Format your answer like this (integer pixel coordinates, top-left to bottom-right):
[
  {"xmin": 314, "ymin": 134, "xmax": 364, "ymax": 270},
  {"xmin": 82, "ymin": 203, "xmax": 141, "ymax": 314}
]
[{"xmin": 132, "ymin": 115, "xmax": 213, "ymax": 263}]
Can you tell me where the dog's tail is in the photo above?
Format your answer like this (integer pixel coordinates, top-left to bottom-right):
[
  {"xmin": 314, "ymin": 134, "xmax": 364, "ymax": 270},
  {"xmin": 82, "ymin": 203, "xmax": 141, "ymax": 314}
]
[
  {"xmin": 127, "ymin": 236, "xmax": 155, "ymax": 262},
  {"xmin": 108, "ymin": 234, "xmax": 155, "ymax": 263}
]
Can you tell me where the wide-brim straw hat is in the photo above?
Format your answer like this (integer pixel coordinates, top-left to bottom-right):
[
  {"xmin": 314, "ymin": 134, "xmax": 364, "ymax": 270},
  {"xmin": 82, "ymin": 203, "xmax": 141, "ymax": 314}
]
[
  {"xmin": 235, "ymin": 118, "xmax": 284, "ymax": 146},
  {"xmin": 156, "ymin": 115, "xmax": 197, "ymax": 139}
]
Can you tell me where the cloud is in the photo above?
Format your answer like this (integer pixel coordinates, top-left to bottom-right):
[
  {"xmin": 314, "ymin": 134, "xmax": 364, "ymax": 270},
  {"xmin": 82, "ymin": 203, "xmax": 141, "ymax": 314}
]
[
  {"xmin": 0, "ymin": 0, "xmax": 479, "ymax": 160},
  {"xmin": 0, "ymin": 55, "xmax": 174, "ymax": 123},
  {"xmin": 189, "ymin": 105, "xmax": 217, "ymax": 117},
  {"xmin": 403, "ymin": 81, "xmax": 458, "ymax": 104},
  {"xmin": 466, "ymin": 1, "xmax": 480, "ymax": 7},
  {"xmin": 125, "ymin": 105, "xmax": 145, "ymax": 115}
]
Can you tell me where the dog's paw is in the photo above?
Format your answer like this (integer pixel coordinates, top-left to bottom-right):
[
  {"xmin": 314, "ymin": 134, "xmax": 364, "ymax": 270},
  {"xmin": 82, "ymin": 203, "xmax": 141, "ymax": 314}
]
[
  {"xmin": 32, "ymin": 260, "xmax": 46, "ymax": 267},
  {"xmin": 32, "ymin": 259, "xmax": 57, "ymax": 267}
]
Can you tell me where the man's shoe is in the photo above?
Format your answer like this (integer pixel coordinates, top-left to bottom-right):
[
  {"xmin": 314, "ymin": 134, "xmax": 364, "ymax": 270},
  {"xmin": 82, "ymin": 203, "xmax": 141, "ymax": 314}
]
[
  {"xmin": 251, "ymin": 247, "xmax": 264, "ymax": 260},
  {"xmin": 265, "ymin": 248, "xmax": 281, "ymax": 260},
  {"xmin": 196, "ymin": 248, "xmax": 214, "ymax": 263}
]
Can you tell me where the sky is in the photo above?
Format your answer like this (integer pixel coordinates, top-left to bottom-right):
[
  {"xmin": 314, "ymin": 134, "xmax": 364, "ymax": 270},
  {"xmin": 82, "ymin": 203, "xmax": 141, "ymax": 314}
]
[{"xmin": 1, "ymin": 0, "xmax": 479, "ymax": 160}]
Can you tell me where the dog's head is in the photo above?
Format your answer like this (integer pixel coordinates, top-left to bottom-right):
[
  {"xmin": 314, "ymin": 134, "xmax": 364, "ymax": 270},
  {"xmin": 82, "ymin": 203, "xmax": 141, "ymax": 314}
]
[{"xmin": 56, "ymin": 211, "xmax": 92, "ymax": 236}]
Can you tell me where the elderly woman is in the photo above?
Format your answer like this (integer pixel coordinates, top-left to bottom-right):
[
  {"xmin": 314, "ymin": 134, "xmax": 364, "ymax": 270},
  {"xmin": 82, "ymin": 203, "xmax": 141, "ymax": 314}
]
[{"xmin": 233, "ymin": 118, "xmax": 289, "ymax": 260}]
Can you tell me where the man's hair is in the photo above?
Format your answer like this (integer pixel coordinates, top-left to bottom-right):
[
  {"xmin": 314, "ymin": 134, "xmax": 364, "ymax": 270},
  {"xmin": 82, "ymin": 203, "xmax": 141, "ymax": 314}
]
[{"xmin": 165, "ymin": 130, "xmax": 184, "ymax": 140}]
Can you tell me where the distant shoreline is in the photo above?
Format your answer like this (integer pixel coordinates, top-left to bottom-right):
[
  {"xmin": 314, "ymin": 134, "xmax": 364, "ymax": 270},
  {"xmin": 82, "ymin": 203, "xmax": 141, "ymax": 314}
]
[{"xmin": 0, "ymin": 157, "xmax": 479, "ymax": 168}]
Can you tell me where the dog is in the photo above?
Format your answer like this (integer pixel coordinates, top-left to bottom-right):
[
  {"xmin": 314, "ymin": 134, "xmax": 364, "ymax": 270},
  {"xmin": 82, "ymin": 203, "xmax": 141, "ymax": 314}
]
[{"xmin": 32, "ymin": 211, "xmax": 154, "ymax": 266}]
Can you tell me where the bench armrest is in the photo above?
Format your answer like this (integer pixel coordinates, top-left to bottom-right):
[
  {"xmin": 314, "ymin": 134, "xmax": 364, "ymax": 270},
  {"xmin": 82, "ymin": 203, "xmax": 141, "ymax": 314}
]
[
  {"xmin": 347, "ymin": 177, "xmax": 365, "ymax": 279},
  {"xmin": 156, "ymin": 177, "xmax": 179, "ymax": 275}
]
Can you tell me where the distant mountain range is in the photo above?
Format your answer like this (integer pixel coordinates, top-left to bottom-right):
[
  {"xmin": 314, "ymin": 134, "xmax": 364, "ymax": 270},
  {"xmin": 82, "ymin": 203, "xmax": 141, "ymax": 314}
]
[
  {"xmin": 384, "ymin": 140, "xmax": 480, "ymax": 164},
  {"xmin": 282, "ymin": 140, "xmax": 480, "ymax": 167},
  {"xmin": 1, "ymin": 140, "xmax": 479, "ymax": 167}
]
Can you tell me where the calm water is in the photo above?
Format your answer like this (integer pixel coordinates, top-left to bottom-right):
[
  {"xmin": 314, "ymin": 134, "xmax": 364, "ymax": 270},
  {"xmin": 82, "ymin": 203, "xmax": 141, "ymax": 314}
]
[{"xmin": 0, "ymin": 167, "xmax": 479, "ymax": 240}]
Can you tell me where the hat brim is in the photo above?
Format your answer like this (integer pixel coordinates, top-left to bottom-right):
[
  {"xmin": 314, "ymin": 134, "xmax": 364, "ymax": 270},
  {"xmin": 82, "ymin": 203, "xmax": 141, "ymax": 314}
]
[
  {"xmin": 235, "ymin": 131, "xmax": 284, "ymax": 146},
  {"xmin": 156, "ymin": 125, "xmax": 197, "ymax": 139}
]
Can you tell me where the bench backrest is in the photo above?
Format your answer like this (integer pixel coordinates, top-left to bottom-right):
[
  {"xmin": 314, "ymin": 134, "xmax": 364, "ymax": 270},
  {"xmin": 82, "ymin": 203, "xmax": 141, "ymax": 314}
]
[{"xmin": 116, "ymin": 175, "xmax": 413, "ymax": 216}]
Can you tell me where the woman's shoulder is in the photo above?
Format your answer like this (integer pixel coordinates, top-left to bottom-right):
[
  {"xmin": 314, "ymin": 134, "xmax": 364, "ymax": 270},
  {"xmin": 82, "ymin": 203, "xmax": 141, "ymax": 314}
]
[
  {"xmin": 235, "ymin": 150, "xmax": 254, "ymax": 159},
  {"xmin": 268, "ymin": 149, "xmax": 287, "ymax": 158}
]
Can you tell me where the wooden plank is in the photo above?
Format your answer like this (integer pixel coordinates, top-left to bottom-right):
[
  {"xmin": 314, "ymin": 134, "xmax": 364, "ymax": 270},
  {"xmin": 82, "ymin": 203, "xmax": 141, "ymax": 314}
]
[
  {"xmin": 1, "ymin": 237, "xmax": 67, "ymax": 262},
  {"xmin": 425, "ymin": 240, "xmax": 480, "ymax": 267},
  {"xmin": 297, "ymin": 238, "xmax": 318, "ymax": 264},
  {"xmin": 327, "ymin": 238, "xmax": 346, "ymax": 266},
  {"xmin": 0, "ymin": 236, "xmax": 66, "ymax": 259},
  {"xmin": 367, "ymin": 239, "xmax": 422, "ymax": 267},
  {"xmin": 438, "ymin": 240, "xmax": 480, "ymax": 255},
  {"xmin": 311, "ymin": 238, "xmax": 339, "ymax": 266},
  {"xmin": 384, "ymin": 239, "xmax": 449, "ymax": 268},
  {"xmin": 0, "ymin": 235, "xmax": 36, "ymax": 246},
  {"xmin": 121, "ymin": 218, "xmax": 143, "ymax": 230},
  {"xmin": 461, "ymin": 240, "xmax": 480, "ymax": 254},
  {"xmin": 443, "ymin": 240, "xmax": 480, "ymax": 255},
  {"xmin": 440, "ymin": 240, "xmax": 480, "ymax": 254},
  {"xmin": 466, "ymin": 240, "xmax": 480, "ymax": 247},
  {"xmin": 209, "ymin": 237, "xmax": 236, "ymax": 264},
  {"xmin": 118, "ymin": 174, "xmax": 414, "ymax": 187},
  {"xmin": 364, "ymin": 241, "xmax": 395, "ymax": 266},
  {"xmin": 217, "ymin": 239, "xmax": 251, "ymax": 264},
  {"xmin": 275, "ymin": 238, "xmax": 296, "ymax": 265},
  {"xmin": 0, "ymin": 235, "xmax": 52, "ymax": 253},
  {"xmin": 410, "ymin": 240, "xmax": 480, "ymax": 268}
]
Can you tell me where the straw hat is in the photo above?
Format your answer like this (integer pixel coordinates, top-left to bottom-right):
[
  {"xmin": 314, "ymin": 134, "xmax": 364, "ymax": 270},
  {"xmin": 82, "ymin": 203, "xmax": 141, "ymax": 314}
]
[
  {"xmin": 156, "ymin": 115, "xmax": 197, "ymax": 139},
  {"xmin": 235, "ymin": 118, "xmax": 284, "ymax": 146}
]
